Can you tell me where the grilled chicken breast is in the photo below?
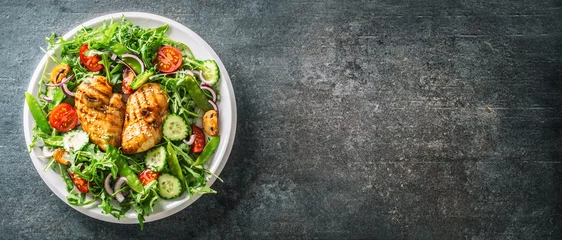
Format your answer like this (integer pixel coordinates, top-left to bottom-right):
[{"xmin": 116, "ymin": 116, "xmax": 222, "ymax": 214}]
[
  {"xmin": 75, "ymin": 76, "xmax": 125, "ymax": 151},
  {"xmin": 121, "ymin": 83, "xmax": 168, "ymax": 154}
]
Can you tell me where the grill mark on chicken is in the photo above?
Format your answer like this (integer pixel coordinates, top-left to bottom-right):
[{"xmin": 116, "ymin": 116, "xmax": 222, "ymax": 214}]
[
  {"xmin": 121, "ymin": 83, "xmax": 168, "ymax": 154},
  {"xmin": 75, "ymin": 76, "xmax": 125, "ymax": 151}
]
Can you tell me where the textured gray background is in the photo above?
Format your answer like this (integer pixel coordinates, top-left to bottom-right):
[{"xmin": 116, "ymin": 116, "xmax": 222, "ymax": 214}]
[{"xmin": 1, "ymin": 0, "xmax": 561, "ymax": 239}]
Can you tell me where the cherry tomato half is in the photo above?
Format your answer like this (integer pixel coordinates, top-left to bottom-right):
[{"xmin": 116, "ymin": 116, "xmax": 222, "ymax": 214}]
[
  {"xmin": 79, "ymin": 44, "xmax": 103, "ymax": 72},
  {"xmin": 121, "ymin": 66, "xmax": 136, "ymax": 94},
  {"xmin": 49, "ymin": 103, "xmax": 78, "ymax": 132},
  {"xmin": 138, "ymin": 169, "xmax": 160, "ymax": 186},
  {"xmin": 191, "ymin": 125, "xmax": 206, "ymax": 153},
  {"xmin": 156, "ymin": 46, "xmax": 183, "ymax": 73},
  {"xmin": 68, "ymin": 172, "xmax": 89, "ymax": 193}
]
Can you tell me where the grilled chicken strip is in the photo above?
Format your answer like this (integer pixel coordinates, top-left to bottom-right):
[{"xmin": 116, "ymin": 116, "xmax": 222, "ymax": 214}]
[
  {"xmin": 75, "ymin": 76, "xmax": 125, "ymax": 151},
  {"xmin": 122, "ymin": 83, "xmax": 169, "ymax": 154}
]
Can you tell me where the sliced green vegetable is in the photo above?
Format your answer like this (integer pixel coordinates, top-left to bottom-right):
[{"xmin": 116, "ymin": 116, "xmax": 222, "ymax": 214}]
[
  {"xmin": 185, "ymin": 75, "xmax": 213, "ymax": 111},
  {"xmin": 157, "ymin": 173, "xmax": 183, "ymax": 199},
  {"xmin": 112, "ymin": 147, "xmax": 145, "ymax": 193},
  {"xmin": 25, "ymin": 92, "xmax": 52, "ymax": 133},
  {"xmin": 162, "ymin": 114, "xmax": 189, "ymax": 141},
  {"xmin": 145, "ymin": 146, "xmax": 167, "ymax": 172},
  {"xmin": 130, "ymin": 70, "xmax": 154, "ymax": 90},
  {"xmin": 47, "ymin": 87, "xmax": 66, "ymax": 111},
  {"xmin": 122, "ymin": 56, "xmax": 143, "ymax": 74},
  {"xmin": 201, "ymin": 60, "xmax": 220, "ymax": 85},
  {"xmin": 44, "ymin": 135, "xmax": 63, "ymax": 147},
  {"xmin": 193, "ymin": 136, "xmax": 220, "ymax": 167},
  {"xmin": 166, "ymin": 142, "xmax": 185, "ymax": 187}
]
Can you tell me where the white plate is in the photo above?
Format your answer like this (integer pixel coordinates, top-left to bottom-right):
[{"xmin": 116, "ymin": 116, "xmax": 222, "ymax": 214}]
[{"xmin": 23, "ymin": 12, "xmax": 237, "ymax": 224}]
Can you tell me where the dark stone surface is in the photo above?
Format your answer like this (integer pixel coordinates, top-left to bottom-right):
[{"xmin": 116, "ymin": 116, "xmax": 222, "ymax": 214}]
[{"xmin": 1, "ymin": 0, "xmax": 561, "ymax": 239}]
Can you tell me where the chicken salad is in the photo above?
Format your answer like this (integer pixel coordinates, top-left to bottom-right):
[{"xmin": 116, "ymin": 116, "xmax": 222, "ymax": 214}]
[{"xmin": 26, "ymin": 16, "xmax": 221, "ymax": 229}]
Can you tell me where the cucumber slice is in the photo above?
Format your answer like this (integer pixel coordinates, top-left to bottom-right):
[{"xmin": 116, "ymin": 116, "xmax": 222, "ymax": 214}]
[
  {"xmin": 201, "ymin": 60, "xmax": 220, "ymax": 85},
  {"xmin": 157, "ymin": 173, "xmax": 183, "ymax": 199},
  {"xmin": 130, "ymin": 70, "xmax": 154, "ymax": 90},
  {"xmin": 145, "ymin": 146, "xmax": 167, "ymax": 172},
  {"xmin": 163, "ymin": 114, "xmax": 189, "ymax": 141},
  {"xmin": 63, "ymin": 130, "xmax": 89, "ymax": 151}
]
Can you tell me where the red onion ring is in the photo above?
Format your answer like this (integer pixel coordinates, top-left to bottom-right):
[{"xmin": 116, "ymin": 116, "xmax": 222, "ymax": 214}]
[
  {"xmin": 117, "ymin": 59, "xmax": 135, "ymax": 74},
  {"xmin": 42, "ymin": 96, "xmax": 53, "ymax": 102},
  {"xmin": 209, "ymin": 100, "xmax": 218, "ymax": 112},
  {"xmin": 104, "ymin": 174, "xmax": 114, "ymax": 195},
  {"xmin": 200, "ymin": 83, "xmax": 217, "ymax": 102},
  {"xmin": 114, "ymin": 177, "xmax": 128, "ymax": 203},
  {"xmin": 121, "ymin": 53, "xmax": 145, "ymax": 73},
  {"xmin": 42, "ymin": 146, "xmax": 54, "ymax": 157},
  {"xmin": 110, "ymin": 53, "xmax": 117, "ymax": 61},
  {"xmin": 44, "ymin": 74, "xmax": 74, "ymax": 87},
  {"xmin": 61, "ymin": 83, "xmax": 75, "ymax": 97},
  {"xmin": 183, "ymin": 135, "xmax": 195, "ymax": 145},
  {"xmin": 192, "ymin": 70, "xmax": 211, "ymax": 85}
]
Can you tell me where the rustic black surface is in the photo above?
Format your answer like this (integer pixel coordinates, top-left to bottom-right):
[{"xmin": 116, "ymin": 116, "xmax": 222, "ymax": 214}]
[{"xmin": 1, "ymin": 0, "xmax": 561, "ymax": 239}]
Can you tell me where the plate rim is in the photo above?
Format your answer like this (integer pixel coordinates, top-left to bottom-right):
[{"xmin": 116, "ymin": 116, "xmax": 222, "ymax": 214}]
[{"xmin": 22, "ymin": 12, "xmax": 237, "ymax": 224}]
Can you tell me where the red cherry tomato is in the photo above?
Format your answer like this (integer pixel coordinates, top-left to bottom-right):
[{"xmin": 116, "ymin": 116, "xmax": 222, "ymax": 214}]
[
  {"xmin": 79, "ymin": 44, "xmax": 103, "ymax": 72},
  {"xmin": 68, "ymin": 172, "xmax": 89, "ymax": 193},
  {"xmin": 138, "ymin": 169, "xmax": 160, "ymax": 186},
  {"xmin": 49, "ymin": 103, "xmax": 78, "ymax": 132},
  {"xmin": 156, "ymin": 46, "xmax": 183, "ymax": 73},
  {"xmin": 191, "ymin": 125, "xmax": 206, "ymax": 153},
  {"xmin": 121, "ymin": 67, "xmax": 135, "ymax": 94}
]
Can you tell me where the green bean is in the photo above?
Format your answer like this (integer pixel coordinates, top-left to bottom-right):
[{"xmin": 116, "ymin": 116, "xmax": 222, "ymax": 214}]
[
  {"xmin": 166, "ymin": 142, "xmax": 185, "ymax": 186},
  {"xmin": 115, "ymin": 155, "xmax": 145, "ymax": 193},
  {"xmin": 193, "ymin": 136, "xmax": 220, "ymax": 167},
  {"xmin": 25, "ymin": 92, "xmax": 52, "ymax": 133},
  {"xmin": 185, "ymin": 75, "xmax": 212, "ymax": 111}
]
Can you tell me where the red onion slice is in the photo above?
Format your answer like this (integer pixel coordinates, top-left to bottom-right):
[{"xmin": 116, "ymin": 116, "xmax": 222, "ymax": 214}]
[
  {"xmin": 121, "ymin": 53, "xmax": 145, "ymax": 73},
  {"xmin": 110, "ymin": 53, "xmax": 117, "ymax": 61},
  {"xmin": 44, "ymin": 74, "xmax": 74, "ymax": 87},
  {"xmin": 114, "ymin": 177, "xmax": 128, "ymax": 203},
  {"xmin": 117, "ymin": 59, "xmax": 134, "ymax": 74},
  {"xmin": 42, "ymin": 146, "xmax": 54, "ymax": 157},
  {"xmin": 183, "ymin": 135, "xmax": 195, "ymax": 145},
  {"xmin": 193, "ymin": 70, "xmax": 216, "ymax": 85},
  {"xmin": 104, "ymin": 174, "xmax": 114, "ymax": 195},
  {"xmin": 200, "ymin": 83, "xmax": 217, "ymax": 102},
  {"xmin": 61, "ymin": 83, "xmax": 75, "ymax": 97},
  {"xmin": 209, "ymin": 100, "xmax": 218, "ymax": 112},
  {"xmin": 42, "ymin": 96, "xmax": 53, "ymax": 102}
]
